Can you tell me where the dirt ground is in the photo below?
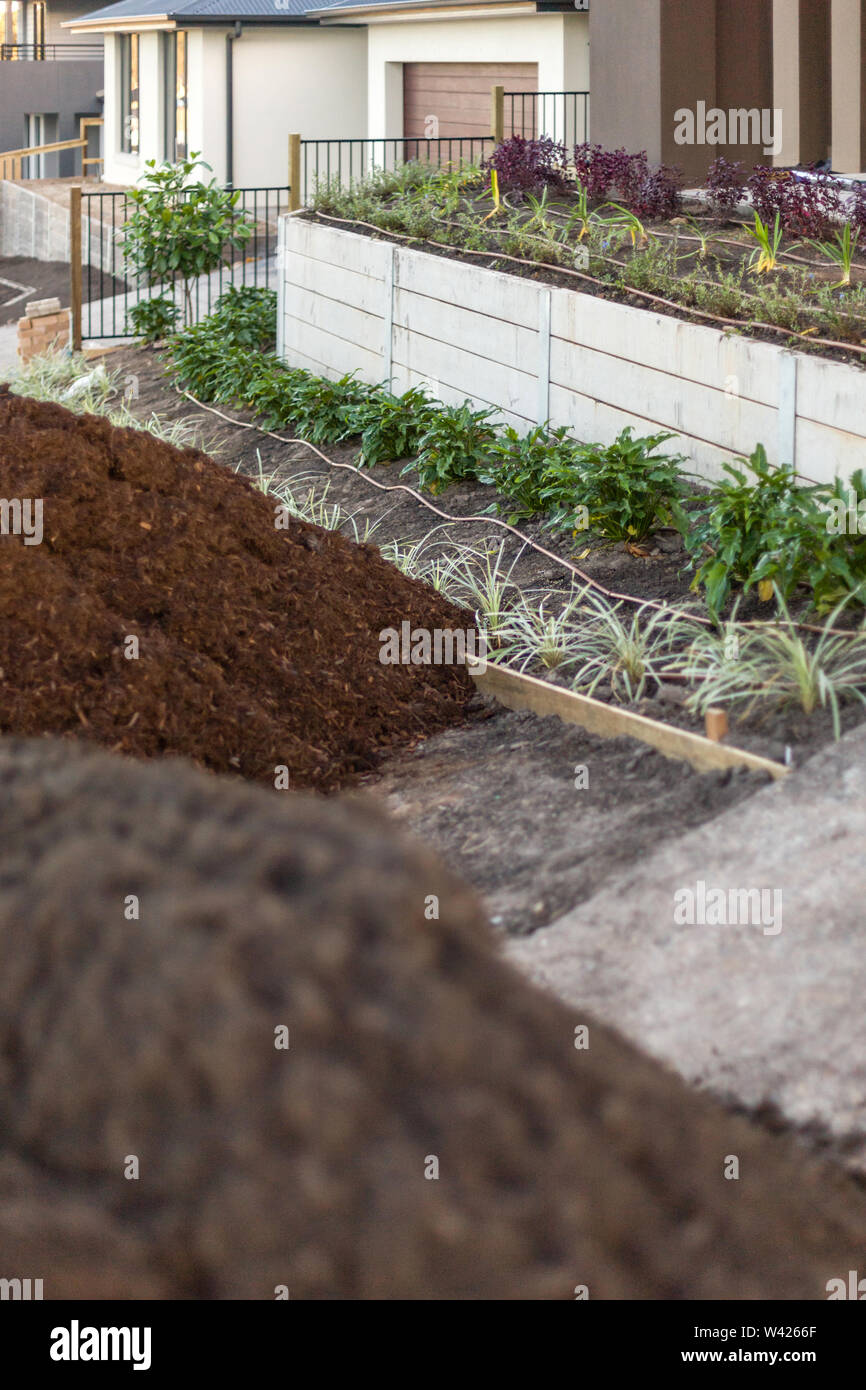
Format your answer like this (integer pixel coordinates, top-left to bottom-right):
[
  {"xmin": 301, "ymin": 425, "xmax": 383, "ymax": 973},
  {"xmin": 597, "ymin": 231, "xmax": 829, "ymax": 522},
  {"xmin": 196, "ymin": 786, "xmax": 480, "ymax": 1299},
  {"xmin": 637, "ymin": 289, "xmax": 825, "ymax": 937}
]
[
  {"xmin": 0, "ymin": 254, "xmax": 125, "ymax": 325},
  {"xmin": 364, "ymin": 707, "xmax": 763, "ymax": 933}
]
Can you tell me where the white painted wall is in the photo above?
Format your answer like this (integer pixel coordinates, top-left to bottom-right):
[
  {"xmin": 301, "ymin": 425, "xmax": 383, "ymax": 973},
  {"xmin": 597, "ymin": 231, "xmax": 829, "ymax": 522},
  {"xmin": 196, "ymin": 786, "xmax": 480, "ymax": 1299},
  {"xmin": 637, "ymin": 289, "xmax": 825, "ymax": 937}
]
[
  {"xmin": 361, "ymin": 12, "xmax": 589, "ymax": 138},
  {"xmin": 102, "ymin": 24, "xmax": 367, "ymax": 189},
  {"xmin": 233, "ymin": 27, "xmax": 367, "ymax": 186}
]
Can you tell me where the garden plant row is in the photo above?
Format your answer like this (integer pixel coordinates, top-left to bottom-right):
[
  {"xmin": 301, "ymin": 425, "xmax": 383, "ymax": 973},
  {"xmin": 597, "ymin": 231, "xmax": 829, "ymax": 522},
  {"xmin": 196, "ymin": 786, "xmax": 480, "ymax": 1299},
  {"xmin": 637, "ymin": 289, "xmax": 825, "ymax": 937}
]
[
  {"xmin": 309, "ymin": 143, "xmax": 866, "ymax": 362},
  {"xmin": 169, "ymin": 286, "xmax": 866, "ymax": 620}
]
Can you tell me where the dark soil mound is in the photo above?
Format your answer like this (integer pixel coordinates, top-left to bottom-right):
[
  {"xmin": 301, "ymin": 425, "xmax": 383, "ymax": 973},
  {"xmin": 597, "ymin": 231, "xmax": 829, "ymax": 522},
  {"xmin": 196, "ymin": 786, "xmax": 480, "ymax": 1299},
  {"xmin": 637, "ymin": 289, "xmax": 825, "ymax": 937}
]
[
  {"xmin": 2, "ymin": 736, "xmax": 865, "ymax": 1300},
  {"xmin": 0, "ymin": 389, "xmax": 474, "ymax": 788}
]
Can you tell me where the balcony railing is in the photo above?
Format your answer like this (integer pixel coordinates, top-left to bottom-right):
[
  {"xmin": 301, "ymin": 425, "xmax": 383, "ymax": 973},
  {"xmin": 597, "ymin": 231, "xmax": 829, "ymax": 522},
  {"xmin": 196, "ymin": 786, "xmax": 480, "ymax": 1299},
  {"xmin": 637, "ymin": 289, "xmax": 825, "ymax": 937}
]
[{"xmin": 0, "ymin": 43, "xmax": 103, "ymax": 61}]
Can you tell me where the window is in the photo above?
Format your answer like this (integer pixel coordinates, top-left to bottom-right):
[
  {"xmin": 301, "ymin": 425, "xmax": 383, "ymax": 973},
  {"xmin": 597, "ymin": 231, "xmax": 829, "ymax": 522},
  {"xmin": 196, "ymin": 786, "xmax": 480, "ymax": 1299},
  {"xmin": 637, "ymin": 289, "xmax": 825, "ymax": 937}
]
[
  {"xmin": 119, "ymin": 33, "xmax": 140, "ymax": 155},
  {"xmin": 164, "ymin": 31, "xmax": 188, "ymax": 163},
  {"xmin": 12, "ymin": 3, "xmax": 21, "ymax": 43}
]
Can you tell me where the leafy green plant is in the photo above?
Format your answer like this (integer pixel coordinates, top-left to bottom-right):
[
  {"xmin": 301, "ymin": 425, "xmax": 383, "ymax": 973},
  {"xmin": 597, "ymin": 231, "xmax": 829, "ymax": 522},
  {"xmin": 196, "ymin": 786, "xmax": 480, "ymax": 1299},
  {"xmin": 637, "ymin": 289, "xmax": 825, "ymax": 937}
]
[
  {"xmin": 680, "ymin": 445, "xmax": 850, "ymax": 614},
  {"xmin": 409, "ymin": 401, "xmax": 498, "ymax": 492},
  {"xmin": 353, "ymin": 386, "xmax": 435, "ymax": 466},
  {"xmin": 572, "ymin": 428, "xmax": 688, "ymax": 542},
  {"xmin": 479, "ymin": 425, "xmax": 584, "ymax": 525},
  {"xmin": 126, "ymin": 293, "xmax": 179, "ymax": 343},
  {"xmin": 284, "ymin": 372, "xmax": 376, "ymax": 445},
  {"xmin": 207, "ymin": 286, "xmax": 277, "ymax": 350},
  {"xmin": 123, "ymin": 153, "xmax": 254, "ymax": 324}
]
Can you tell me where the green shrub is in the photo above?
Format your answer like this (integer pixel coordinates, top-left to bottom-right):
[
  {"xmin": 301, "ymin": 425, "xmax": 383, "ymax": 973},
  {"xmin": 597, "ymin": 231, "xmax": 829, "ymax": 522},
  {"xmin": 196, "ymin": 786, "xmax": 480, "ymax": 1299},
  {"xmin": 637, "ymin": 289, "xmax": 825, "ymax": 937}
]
[
  {"xmin": 126, "ymin": 294, "xmax": 179, "ymax": 343},
  {"xmin": 354, "ymin": 387, "xmax": 435, "ymax": 466},
  {"xmin": 480, "ymin": 425, "xmax": 585, "ymax": 526},
  {"xmin": 408, "ymin": 401, "xmax": 498, "ymax": 492},
  {"xmin": 572, "ymin": 428, "xmax": 688, "ymax": 542},
  {"xmin": 208, "ymin": 286, "xmax": 278, "ymax": 351},
  {"xmin": 680, "ymin": 445, "xmax": 844, "ymax": 614}
]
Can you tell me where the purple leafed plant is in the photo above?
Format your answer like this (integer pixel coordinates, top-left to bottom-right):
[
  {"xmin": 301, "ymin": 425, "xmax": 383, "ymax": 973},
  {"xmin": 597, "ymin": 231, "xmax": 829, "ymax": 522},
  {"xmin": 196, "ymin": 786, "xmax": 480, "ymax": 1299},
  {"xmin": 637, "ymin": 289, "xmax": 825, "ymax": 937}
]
[
  {"xmin": 848, "ymin": 182, "xmax": 866, "ymax": 235},
  {"xmin": 484, "ymin": 136, "xmax": 569, "ymax": 194},
  {"xmin": 705, "ymin": 157, "xmax": 747, "ymax": 219},
  {"xmin": 572, "ymin": 143, "xmax": 683, "ymax": 219},
  {"xmin": 748, "ymin": 166, "xmax": 845, "ymax": 239}
]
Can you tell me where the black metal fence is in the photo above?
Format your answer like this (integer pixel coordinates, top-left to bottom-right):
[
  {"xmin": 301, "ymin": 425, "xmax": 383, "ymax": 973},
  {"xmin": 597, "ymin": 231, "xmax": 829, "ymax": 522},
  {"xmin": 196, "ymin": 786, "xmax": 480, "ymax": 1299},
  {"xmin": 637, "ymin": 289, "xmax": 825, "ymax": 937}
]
[
  {"xmin": 300, "ymin": 136, "xmax": 494, "ymax": 205},
  {"xmin": 503, "ymin": 91, "xmax": 590, "ymax": 148},
  {"xmin": 0, "ymin": 42, "xmax": 103, "ymax": 60},
  {"xmin": 81, "ymin": 184, "xmax": 290, "ymax": 341}
]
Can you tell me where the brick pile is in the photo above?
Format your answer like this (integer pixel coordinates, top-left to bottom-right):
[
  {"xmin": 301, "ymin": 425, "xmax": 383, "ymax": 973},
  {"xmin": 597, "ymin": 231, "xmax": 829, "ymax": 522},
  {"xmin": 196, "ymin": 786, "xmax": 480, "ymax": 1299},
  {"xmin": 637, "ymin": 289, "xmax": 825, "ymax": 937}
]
[{"xmin": 17, "ymin": 296, "xmax": 70, "ymax": 363}]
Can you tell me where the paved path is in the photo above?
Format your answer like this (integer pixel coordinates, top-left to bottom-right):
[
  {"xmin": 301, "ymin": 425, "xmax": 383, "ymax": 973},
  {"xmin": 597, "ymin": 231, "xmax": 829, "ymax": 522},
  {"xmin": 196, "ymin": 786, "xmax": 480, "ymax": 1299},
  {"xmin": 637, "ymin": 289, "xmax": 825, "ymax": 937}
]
[{"xmin": 505, "ymin": 724, "xmax": 866, "ymax": 1171}]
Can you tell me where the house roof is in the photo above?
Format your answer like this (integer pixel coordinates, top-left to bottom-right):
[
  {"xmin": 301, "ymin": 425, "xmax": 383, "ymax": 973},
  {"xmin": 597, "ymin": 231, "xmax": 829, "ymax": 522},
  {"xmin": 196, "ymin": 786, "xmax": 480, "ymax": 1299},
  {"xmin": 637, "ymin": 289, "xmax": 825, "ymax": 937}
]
[
  {"xmin": 67, "ymin": 0, "xmax": 555, "ymax": 26},
  {"xmin": 313, "ymin": 0, "xmax": 548, "ymax": 13},
  {"xmin": 67, "ymin": 0, "xmax": 352, "ymax": 27}
]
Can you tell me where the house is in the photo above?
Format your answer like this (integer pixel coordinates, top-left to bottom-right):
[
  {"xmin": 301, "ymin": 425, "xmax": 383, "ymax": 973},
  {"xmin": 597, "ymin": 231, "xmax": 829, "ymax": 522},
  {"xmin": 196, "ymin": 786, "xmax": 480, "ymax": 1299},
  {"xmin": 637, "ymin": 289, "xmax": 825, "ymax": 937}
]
[
  {"xmin": 310, "ymin": 0, "xmax": 590, "ymax": 145},
  {"xmin": 65, "ymin": 0, "xmax": 369, "ymax": 187},
  {"xmin": 66, "ymin": 0, "xmax": 862, "ymax": 192},
  {"xmin": 66, "ymin": 0, "xmax": 588, "ymax": 188},
  {"xmin": 0, "ymin": 1, "xmax": 104, "ymax": 174}
]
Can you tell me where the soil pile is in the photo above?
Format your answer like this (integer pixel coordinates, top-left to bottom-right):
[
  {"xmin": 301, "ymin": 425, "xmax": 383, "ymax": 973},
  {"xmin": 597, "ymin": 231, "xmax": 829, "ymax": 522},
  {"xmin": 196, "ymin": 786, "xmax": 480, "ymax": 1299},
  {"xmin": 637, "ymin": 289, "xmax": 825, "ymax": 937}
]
[
  {"xmin": 2, "ymin": 735, "xmax": 865, "ymax": 1300},
  {"xmin": 0, "ymin": 388, "xmax": 474, "ymax": 787}
]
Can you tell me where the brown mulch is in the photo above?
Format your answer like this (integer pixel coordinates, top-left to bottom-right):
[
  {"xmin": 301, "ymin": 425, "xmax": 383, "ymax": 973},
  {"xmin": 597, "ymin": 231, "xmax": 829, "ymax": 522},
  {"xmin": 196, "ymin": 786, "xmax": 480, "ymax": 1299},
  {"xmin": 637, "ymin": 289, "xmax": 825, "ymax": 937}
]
[{"xmin": 0, "ymin": 388, "xmax": 477, "ymax": 788}]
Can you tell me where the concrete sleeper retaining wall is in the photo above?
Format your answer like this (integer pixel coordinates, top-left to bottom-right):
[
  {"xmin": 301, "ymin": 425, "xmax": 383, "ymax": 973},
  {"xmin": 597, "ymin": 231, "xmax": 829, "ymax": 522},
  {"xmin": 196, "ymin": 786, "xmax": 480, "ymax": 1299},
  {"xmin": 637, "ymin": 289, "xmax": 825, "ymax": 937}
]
[{"xmin": 277, "ymin": 214, "xmax": 866, "ymax": 487}]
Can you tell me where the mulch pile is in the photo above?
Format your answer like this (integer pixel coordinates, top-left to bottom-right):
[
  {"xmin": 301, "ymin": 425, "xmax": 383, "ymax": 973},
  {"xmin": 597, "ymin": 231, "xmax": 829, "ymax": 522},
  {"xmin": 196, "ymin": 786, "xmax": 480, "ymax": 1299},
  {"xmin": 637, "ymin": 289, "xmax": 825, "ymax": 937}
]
[
  {"xmin": 2, "ymin": 735, "xmax": 866, "ymax": 1300},
  {"xmin": 0, "ymin": 388, "xmax": 475, "ymax": 787}
]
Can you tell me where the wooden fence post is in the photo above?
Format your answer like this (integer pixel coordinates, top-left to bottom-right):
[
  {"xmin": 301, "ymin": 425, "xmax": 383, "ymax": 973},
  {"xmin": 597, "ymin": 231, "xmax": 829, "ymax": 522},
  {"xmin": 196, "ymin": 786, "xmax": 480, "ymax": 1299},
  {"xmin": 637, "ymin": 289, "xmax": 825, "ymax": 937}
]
[
  {"xmin": 69, "ymin": 184, "xmax": 82, "ymax": 352},
  {"xmin": 491, "ymin": 85, "xmax": 505, "ymax": 145},
  {"xmin": 288, "ymin": 133, "xmax": 301, "ymax": 211}
]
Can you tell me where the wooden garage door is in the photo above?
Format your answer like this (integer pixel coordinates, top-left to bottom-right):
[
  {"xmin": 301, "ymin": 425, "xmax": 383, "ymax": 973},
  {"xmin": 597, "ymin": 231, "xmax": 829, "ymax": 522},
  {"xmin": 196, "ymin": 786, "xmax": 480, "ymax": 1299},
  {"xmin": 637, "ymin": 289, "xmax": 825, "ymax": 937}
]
[{"xmin": 403, "ymin": 62, "xmax": 537, "ymax": 139}]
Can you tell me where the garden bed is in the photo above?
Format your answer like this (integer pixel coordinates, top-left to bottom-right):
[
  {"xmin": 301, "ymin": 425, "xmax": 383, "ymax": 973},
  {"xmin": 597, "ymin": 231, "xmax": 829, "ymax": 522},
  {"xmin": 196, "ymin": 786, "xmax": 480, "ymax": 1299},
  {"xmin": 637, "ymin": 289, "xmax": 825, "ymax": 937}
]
[
  {"xmin": 280, "ymin": 214, "xmax": 866, "ymax": 488},
  {"xmin": 101, "ymin": 343, "xmax": 866, "ymax": 775},
  {"xmin": 308, "ymin": 149, "xmax": 866, "ymax": 368}
]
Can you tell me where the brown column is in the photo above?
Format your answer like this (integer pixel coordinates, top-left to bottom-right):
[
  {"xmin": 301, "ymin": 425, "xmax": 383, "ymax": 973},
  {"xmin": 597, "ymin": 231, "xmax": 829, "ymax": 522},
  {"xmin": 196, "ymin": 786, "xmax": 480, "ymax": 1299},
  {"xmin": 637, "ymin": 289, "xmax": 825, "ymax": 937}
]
[
  {"xmin": 715, "ymin": 0, "xmax": 774, "ymax": 167},
  {"xmin": 590, "ymin": 0, "xmax": 781, "ymax": 179},
  {"xmin": 660, "ymin": 0, "xmax": 717, "ymax": 181},
  {"xmin": 798, "ymin": 0, "xmax": 832, "ymax": 162}
]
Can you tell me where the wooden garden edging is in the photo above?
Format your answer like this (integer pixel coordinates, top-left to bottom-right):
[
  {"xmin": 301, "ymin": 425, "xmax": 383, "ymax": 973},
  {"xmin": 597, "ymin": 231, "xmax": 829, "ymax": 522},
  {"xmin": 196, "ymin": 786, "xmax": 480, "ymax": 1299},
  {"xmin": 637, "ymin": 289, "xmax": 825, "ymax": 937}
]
[{"xmin": 468, "ymin": 661, "xmax": 790, "ymax": 780}]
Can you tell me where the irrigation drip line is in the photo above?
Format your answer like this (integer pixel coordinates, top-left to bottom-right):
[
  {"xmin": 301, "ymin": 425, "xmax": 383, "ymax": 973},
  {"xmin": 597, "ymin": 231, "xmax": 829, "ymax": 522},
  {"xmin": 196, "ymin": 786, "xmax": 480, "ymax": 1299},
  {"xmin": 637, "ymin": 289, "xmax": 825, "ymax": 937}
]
[
  {"xmin": 311, "ymin": 210, "xmax": 866, "ymax": 359},
  {"xmin": 180, "ymin": 388, "xmax": 855, "ymax": 640}
]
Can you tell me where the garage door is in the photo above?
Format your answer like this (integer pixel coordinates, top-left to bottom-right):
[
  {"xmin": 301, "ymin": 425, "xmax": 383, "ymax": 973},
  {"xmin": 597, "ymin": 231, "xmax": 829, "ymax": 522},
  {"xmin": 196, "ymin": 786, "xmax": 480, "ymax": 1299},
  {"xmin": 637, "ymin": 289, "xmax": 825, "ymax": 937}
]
[{"xmin": 403, "ymin": 62, "xmax": 538, "ymax": 140}]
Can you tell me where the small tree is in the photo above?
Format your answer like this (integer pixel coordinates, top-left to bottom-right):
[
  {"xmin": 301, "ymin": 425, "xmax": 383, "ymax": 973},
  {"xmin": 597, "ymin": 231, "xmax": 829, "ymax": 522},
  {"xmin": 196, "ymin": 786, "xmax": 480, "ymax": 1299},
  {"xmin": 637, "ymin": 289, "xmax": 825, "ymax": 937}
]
[{"xmin": 123, "ymin": 153, "xmax": 254, "ymax": 326}]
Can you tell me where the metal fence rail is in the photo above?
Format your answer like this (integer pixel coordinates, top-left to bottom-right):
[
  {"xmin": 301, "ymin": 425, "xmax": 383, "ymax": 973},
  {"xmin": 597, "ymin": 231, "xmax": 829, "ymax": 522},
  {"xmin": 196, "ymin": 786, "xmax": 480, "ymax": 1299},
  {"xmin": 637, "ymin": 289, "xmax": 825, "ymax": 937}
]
[
  {"xmin": 0, "ymin": 43, "xmax": 103, "ymax": 60},
  {"xmin": 503, "ymin": 91, "xmax": 590, "ymax": 148},
  {"xmin": 300, "ymin": 136, "xmax": 494, "ymax": 205},
  {"xmin": 80, "ymin": 184, "xmax": 290, "ymax": 341}
]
